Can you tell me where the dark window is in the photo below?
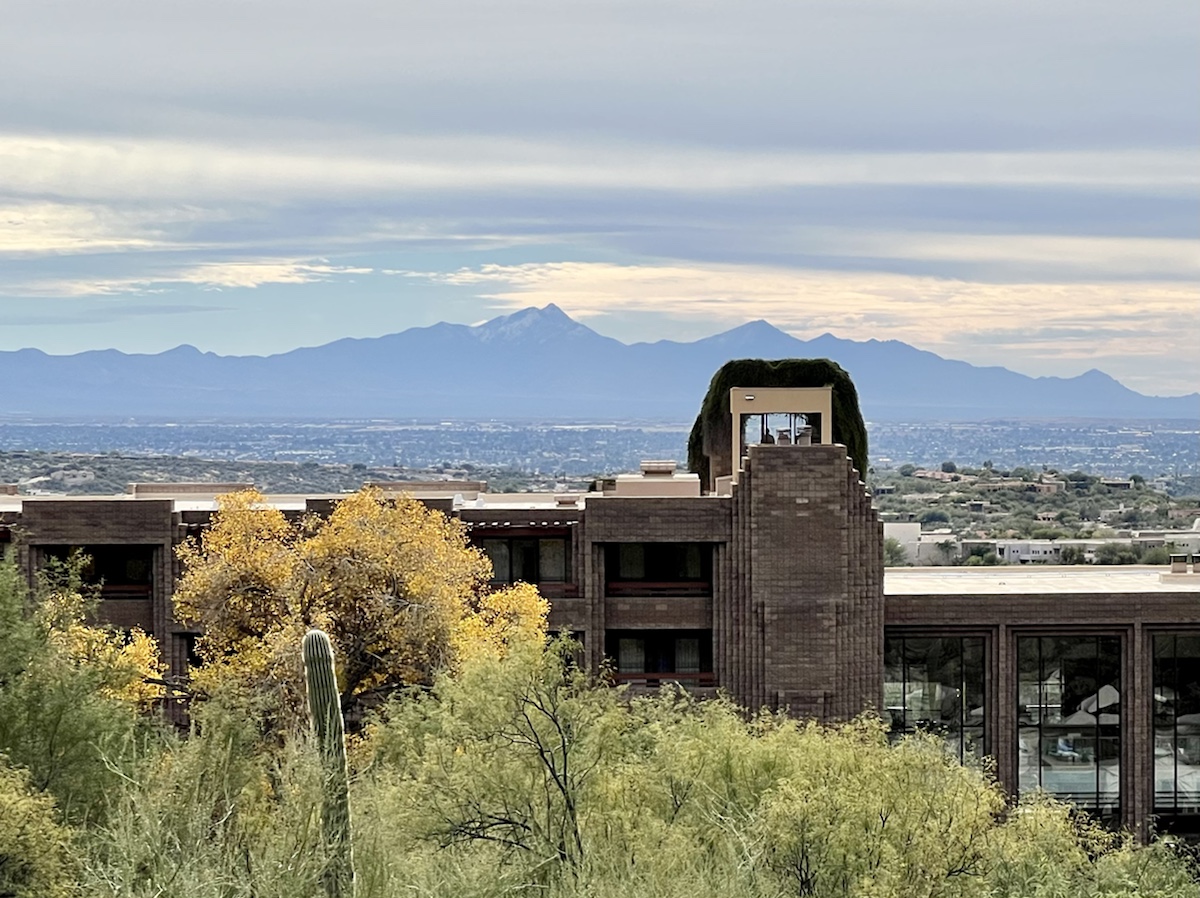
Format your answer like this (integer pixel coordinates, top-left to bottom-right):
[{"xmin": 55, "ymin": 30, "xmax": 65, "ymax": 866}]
[
  {"xmin": 182, "ymin": 633, "xmax": 203, "ymax": 669},
  {"xmin": 1017, "ymin": 636, "xmax": 1121, "ymax": 821},
  {"xmin": 604, "ymin": 543, "xmax": 712, "ymax": 596},
  {"xmin": 604, "ymin": 629, "xmax": 713, "ymax": 685},
  {"xmin": 884, "ymin": 635, "xmax": 985, "ymax": 763},
  {"xmin": 43, "ymin": 545, "xmax": 155, "ymax": 600}
]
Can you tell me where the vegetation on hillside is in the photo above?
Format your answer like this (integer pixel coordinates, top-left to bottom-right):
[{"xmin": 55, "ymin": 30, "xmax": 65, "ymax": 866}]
[{"xmin": 871, "ymin": 463, "xmax": 1199, "ymax": 542}]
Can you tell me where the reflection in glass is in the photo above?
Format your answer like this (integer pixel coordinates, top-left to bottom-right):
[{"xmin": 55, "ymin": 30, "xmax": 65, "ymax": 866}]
[
  {"xmin": 884, "ymin": 635, "xmax": 985, "ymax": 762},
  {"xmin": 1153, "ymin": 634, "xmax": 1200, "ymax": 832},
  {"xmin": 1017, "ymin": 636, "xmax": 1120, "ymax": 820}
]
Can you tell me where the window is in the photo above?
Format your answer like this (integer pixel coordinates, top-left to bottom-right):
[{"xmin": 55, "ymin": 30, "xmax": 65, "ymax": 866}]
[
  {"xmin": 1153, "ymin": 634, "xmax": 1200, "ymax": 834},
  {"xmin": 43, "ymin": 545, "xmax": 155, "ymax": 600},
  {"xmin": 480, "ymin": 537, "xmax": 570, "ymax": 584},
  {"xmin": 884, "ymin": 635, "xmax": 985, "ymax": 763},
  {"xmin": 1018, "ymin": 636, "xmax": 1121, "ymax": 820},
  {"xmin": 604, "ymin": 543, "xmax": 712, "ymax": 595},
  {"xmin": 605, "ymin": 630, "xmax": 713, "ymax": 683}
]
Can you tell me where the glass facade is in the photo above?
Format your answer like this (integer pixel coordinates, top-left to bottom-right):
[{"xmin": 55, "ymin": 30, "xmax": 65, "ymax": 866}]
[
  {"xmin": 1018, "ymin": 636, "xmax": 1120, "ymax": 819},
  {"xmin": 1153, "ymin": 634, "xmax": 1200, "ymax": 831},
  {"xmin": 884, "ymin": 635, "xmax": 985, "ymax": 762}
]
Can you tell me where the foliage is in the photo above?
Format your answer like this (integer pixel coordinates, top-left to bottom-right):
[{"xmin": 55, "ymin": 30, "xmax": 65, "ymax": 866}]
[
  {"xmin": 0, "ymin": 758, "xmax": 77, "ymax": 898},
  {"xmin": 0, "ymin": 629, "xmax": 1180, "ymax": 898},
  {"xmin": 1140, "ymin": 546, "xmax": 1171, "ymax": 565},
  {"xmin": 175, "ymin": 488, "xmax": 548, "ymax": 719},
  {"xmin": 1096, "ymin": 543, "xmax": 1141, "ymax": 565},
  {"xmin": 883, "ymin": 537, "xmax": 908, "ymax": 566},
  {"xmin": 78, "ymin": 693, "xmax": 337, "ymax": 898},
  {"xmin": 355, "ymin": 643, "xmax": 1199, "ymax": 898},
  {"xmin": 0, "ymin": 555, "xmax": 163, "ymax": 823},
  {"xmin": 687, "ymin": 358, "xmax": 869, "ymax": 484}
]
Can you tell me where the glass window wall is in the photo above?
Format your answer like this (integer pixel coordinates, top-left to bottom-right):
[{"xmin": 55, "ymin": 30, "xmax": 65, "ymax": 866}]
[
  {"xmin": 1153, "ymin": 634, "xmax": 1200, "ymax": 832},
  {"xmin": 1017, "ymin": 636, "xmax": 1120, "ymax": 820},
  {"xmin": 883, "ymin": 635, "xmax": 985, "ymax": 762}
]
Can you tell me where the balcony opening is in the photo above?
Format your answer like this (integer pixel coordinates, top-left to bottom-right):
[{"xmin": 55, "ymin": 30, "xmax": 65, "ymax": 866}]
[
  {"xmin": 604, "ymin": 629, "xmax": 714, "ymax": 687},
  {"xmin": 42, "ymin": 544, "xmax": 155, "ymax": 601},
  {"xmin": 478, "ymin": 535, "xmax": 571, "ymax": 589},
  {"xmin": 604, "ymin": 543, "xmax": 712, "ymax": 597}
]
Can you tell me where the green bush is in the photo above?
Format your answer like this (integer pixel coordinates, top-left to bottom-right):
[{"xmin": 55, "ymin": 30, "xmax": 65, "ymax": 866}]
[{"xmin": 0, "ymin": 558, "xmax": 147, "ymax": 824}]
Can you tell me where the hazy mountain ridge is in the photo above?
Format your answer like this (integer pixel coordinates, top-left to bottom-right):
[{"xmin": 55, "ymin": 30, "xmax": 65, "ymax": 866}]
[{"xmin": 1, "ymin": 305, "xmax": 1195, "ymax": 421}]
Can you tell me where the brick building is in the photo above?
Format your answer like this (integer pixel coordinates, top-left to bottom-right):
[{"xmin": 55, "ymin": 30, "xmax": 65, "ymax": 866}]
[{"xmin": 2, "ymin": 386, "xmax": 1198, "ymax": 837}]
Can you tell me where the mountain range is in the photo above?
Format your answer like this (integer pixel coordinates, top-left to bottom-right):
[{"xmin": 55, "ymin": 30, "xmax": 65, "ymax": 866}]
[{"xmin": 2, "ymin": 305, "xmax": 1196, "ymax": 422}]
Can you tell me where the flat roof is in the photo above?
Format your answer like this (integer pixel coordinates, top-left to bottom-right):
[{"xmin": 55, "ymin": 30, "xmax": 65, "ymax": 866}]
[{"xmin": 886, "ymin": 566, "xmax": 1200, "ymax": 595}]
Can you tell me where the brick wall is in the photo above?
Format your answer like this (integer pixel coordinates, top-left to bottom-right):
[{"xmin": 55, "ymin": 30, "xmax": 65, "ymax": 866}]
[{"xmin": 717, "ymin": 444, "xmax": 883, "ymax": 717}]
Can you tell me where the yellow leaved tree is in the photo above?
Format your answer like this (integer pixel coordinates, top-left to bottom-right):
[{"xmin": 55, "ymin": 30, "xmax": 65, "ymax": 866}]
[
  {"xmin": 175, "ymin": 488, "xmax": 548, "ymax": 717},
  {"xmin": 38, "ymin": 583, "xmax": 166, "ymax": 710}
]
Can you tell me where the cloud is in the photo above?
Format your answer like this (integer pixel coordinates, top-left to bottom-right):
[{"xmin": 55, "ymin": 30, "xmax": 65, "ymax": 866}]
[
  {"xmin": 0, "ymin": 202, "xmax": 169, "ymax": 255},
  {"xmin": 429, "ymin": 260, "xmax": 1200, "ymax": 391},
  {"xmin": 3, "ymin": 258, "xmax": 373, "ymax": 297},
  {"xmin": 3, "ymin": 134, "xmax": 1195, "ymax": 207}
]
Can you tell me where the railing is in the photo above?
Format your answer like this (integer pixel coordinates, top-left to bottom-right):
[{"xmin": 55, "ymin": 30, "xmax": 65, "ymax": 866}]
[
  {"xmin": 605, "ymin": 581, "xmax": 712, "ymax": 598},
  {"xmin": 99, "ymin": 585, "xmax": 153, "ymax": 600},
  {"xmin": 488, "ymin": 581, "xmax": 580, "ymax": 598},
  {"xmin": 609, "ymin": 671, "xmax": 717, "ymax": 688},
  {"xmin": 535, "ymin": 582, "xmax": 581, "ymax": 599}
]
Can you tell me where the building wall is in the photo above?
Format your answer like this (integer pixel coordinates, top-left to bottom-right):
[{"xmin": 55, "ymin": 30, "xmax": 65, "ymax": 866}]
[
  {"xmin": 735, "ymin": 444, "xmax": 883, "ymax": 717},
  {"xmin": 886, "ymin": 589, "xmax": 1200, "ymax": 837}
]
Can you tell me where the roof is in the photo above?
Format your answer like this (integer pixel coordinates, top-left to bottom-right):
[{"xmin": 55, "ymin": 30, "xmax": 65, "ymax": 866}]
[{"xmin": 886, "ymin": 566, "xmax": 1200, "ymax": 595}]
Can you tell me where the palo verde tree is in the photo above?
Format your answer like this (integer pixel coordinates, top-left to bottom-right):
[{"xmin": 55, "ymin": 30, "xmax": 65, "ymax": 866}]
[{"xmin": 174, "ymin": 488, "xmax": 548, "ymax": 718}]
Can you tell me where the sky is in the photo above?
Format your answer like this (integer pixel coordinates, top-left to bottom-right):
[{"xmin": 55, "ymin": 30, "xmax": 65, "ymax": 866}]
[{"xmin": 2, "ymin": 0, "xmax": 1197, "ymax": 396}]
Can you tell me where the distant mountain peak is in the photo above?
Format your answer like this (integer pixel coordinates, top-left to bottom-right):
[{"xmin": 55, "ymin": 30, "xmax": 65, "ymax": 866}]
[
  {"xmin": 473, "ymin": 304, "xmax": 603, "ymax": 344},
  {"xmin": 695, "ymin": 318, "xmax": 796, "ymax": 346}
]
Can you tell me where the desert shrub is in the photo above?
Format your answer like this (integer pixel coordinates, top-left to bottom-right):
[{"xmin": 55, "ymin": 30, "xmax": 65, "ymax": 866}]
[
  {"xmin": 0, "ymin": 757, "xmax": 77, "ymax": 898},
  {"xmin": 79, "ymin": 691, "xmax": 337, "ymax": 898}
]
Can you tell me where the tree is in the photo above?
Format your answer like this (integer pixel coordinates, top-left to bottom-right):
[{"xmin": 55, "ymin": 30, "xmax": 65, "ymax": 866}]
[
  {"xmin": 175, "ymin": 488, "xmax": 548, "ymax": 717},
  {"xmin": 1140, "ymin": 546, "xmax": 1170, "ymax": 565},
  {"xmin": 1059, "ymin": 546, "xmax": 1085, "ymax": 565},
  {"xmin": 898, "ymin": 464, "xmax": 917, "ymax": 477},
  {"xmin": 918, "ymin": 509, "xmax": 950, "ymax": 526},
  {"xmin": 360, "ymin": 643, "xmax": 1200, "ymax": 898},
  {"xmin": 1095, "ymin": 543, "xmax": 1139, "ymax": 565},
  {"xmin": 0, "ymin": 554, "xmax": 163, "ymax": 822},
  {"xmin": 941, "ymin": 461, "xmax": 957, "ymax": 474},
  {"xmin": 883, "ymin": 537, "xmax": 908, "ymax": 567}
]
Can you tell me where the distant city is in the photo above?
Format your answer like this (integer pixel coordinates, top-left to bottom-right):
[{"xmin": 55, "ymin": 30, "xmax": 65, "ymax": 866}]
[{"xmin": 0, "ymin": 417, "xmax": 1195, "ymax": 493}]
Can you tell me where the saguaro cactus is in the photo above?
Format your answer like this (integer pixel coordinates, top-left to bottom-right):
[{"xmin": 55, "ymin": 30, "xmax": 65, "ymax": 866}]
[{"xmin": 303, "ymin": 629, "xmax": 356, "ymax": 897}]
